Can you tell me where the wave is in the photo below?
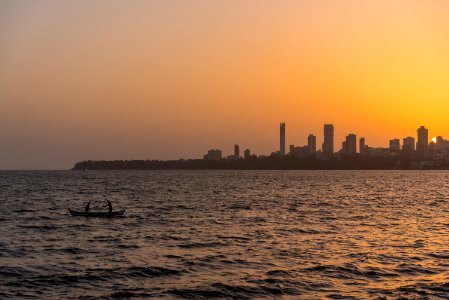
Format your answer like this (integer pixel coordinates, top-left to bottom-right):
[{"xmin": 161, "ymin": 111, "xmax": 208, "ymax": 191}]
[
  {"xmin": 107, "ymin": 290, "xmax": 153, "ymax": 298},
  {"xmin": 177, "ymin": 241, "xmax": 229, "ymax": 249},
  {"xmin": 428, "ymin": 253, "xmax": 449, "ymax": 260},
  {"xmin": 229, "ymin": 204, "xmax": 252, "ymax": 210},
  {"xmin": 265, "ymin": 269, "xmax": 292, "ymax": 277},
  {"xmin": 60, "ymin": 247, "xmax": 84, "ymax": 254},
  {"xmin": 19, "ymin": 224, "xmax": 59, "ymax": 231},
  {"xmin": 372, "ymin": 281, "xmax": 449, "ymax": 298},
  {"xmin": 0, "ymin": 266, "xmax": 37, "ymax": 278},
  {"xmin": 169, "ymin": 282, "xmax": 300, "ymax": 299},
  {"xmin": 126, "ymin": 266, "xmax": 181, "ymax": 277},
  {"xmin": 3, "ymin": 266, "xmax": 183, "ymax": 290},
  {"xmin": 394, "ymin": 263, "xmax": 439, "ymax": 275},
  {"xmin": 305, "ymin": 264, "xmax": 399, "ymax": 279}
]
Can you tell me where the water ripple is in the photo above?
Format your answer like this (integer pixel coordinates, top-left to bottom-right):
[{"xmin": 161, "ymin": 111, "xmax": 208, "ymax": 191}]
[{"xmin": 1, "ymin": 170, "xmax": 449, "ymax": 298}]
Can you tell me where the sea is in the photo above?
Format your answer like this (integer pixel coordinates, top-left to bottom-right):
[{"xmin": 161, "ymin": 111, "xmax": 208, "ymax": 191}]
[{"xmin": 1, "ymin": 170, "xmax": 449, "ymax": 299}]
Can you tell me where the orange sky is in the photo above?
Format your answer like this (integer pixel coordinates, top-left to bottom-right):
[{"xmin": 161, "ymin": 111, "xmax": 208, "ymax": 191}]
[{"xmin": 1, "ymin": 1, "xmax": 449, "ymax": 169}]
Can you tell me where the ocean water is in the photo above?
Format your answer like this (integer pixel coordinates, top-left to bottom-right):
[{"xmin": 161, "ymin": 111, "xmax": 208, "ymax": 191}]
[{"xmin": 1, "ymin": 170, "xmax": 449, "ymax": 299}]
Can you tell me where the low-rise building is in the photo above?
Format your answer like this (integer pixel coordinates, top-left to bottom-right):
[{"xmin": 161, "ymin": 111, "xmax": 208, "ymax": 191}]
[
  {"xmin": 244, "ymin": 149, "xmax": 251, "ymax": 159},
  {"xmin": 204, "ymin": 149, "xmax": 222, "ymax": 161},
  {"xmin": 389, "ymin": 139, "xmax": 401, "ymax": 151}
]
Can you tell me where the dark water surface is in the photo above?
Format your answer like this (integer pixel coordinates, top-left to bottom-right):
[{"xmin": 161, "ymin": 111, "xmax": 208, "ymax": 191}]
[{"xmin": 2, "ymin": 170, "xmax": 449, "ymax": 299}]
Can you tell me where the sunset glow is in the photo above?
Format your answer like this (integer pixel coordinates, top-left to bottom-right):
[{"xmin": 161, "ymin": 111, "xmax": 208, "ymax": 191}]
[
  {"xmin": 3, "ymin": 3, "xmax": 449, "ymax": 298},
  {"xmin": 1, "ymin": 1, "xmax": 449, "ymax": 169}
]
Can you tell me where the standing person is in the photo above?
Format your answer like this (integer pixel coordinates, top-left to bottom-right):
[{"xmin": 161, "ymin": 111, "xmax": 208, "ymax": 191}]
[
  {"xmin": 85, "ymin": 201, "xmax": 90, "ymax": 212},
  {"xmin": 103, "ymin": 199, "xmax": 112, "ymax": 213}
]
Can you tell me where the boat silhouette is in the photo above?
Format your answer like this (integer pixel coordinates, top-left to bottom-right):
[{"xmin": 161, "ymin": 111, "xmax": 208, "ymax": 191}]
[{"xmin": 68, "ymin": 208, "xmax": 125, "ymax": 217}]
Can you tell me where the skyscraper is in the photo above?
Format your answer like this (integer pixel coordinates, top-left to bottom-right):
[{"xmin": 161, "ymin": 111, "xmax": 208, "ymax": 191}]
[
  {"xmin": 402, "ymin": 136, "xmax": 415, "ymax": 161},
  {"xmin": 280, "ymin": 123, "xmax": 286, "ymax": 156},
  {"xmin": 234, "ymin": 144, "xmax": 240, "ymax": 157},
  {"xmin": 402, "ymin": 137, "xmax": 415, "ymax": 152},
  {"xmin": 323, "ymin": 124, "xmax": 334, "ymax": 156},
  {"xmin": 342, "ymin": 141, "xmax": 347, "ymax": 154},
  {"xmin": 344, "ymin": 134, "xmax": 357, "ymax": 156},
  {"xmin": 416, "ymin": 126, "xmax": 429, "ymax": 159},
  {"xmin": 359, "ymin": 137, "xmax": 365, "ymax": 154},
  {"xmin": 308, "ymin": 134, "xmax": 317, "ymax": 154}
]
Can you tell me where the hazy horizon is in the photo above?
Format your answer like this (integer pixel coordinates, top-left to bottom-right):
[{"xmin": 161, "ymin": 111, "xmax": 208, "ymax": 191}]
[{"xmin": 1, "ymin": 0, "xmax": 449, "ymax": 169}]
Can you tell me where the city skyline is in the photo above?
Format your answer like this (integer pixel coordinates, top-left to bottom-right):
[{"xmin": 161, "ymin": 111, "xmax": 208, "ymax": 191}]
[{"xmin": 204, "ymin": 122, "xmax": 447, "ymax": 161}]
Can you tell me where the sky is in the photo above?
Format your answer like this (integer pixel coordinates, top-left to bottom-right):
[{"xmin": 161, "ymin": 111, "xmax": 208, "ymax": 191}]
[{"xmin": 1, "ymin": 0, "xmax": 449, "ymax": 169}]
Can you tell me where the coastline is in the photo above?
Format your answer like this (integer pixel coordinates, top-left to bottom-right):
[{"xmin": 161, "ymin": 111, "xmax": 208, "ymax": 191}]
[{"xmin": 72, "ymin": 158, "xmax": 449, "ymax": 171}]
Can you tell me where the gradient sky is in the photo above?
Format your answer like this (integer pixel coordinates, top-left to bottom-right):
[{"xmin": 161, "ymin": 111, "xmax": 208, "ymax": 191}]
[{"xmin": 1, "ymin": 0, "xmax": 449, "ymax": 169}]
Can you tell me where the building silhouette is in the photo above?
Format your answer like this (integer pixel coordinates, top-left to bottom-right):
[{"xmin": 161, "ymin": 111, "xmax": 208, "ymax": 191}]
[
  {"xmin": 204, "ymin": 149, "xmax": 222, "ymax": 161},
  {"xmin": 280, "ymin": 123, "xmax": 286, "ymax": 156},
  {"xmin": 289, "ymin": 145, "xmax": 309, "ymax": 158},
  {"xmin": 389, "ymin": 139, "xmax": 401, "ymax": 151},
  {"xmin": 416, "ymin": 126, "xmax": 429, "ymax": 159},
  {"xmin": 342, "ymin": 134, "xmax": 357, "ymax": 156},
  {"xmin": 244, "ymin": 149, "xmax": 251, "ymax": 159},
  {"xmin": 359, "ymin": 137, "xmax": 365, "ymax": 154},
  {"xmin": 234, "ymin": 144, "xmax": 240, "ymax": 157},
  {"xmin": 435, "ymin": 137, "xmax": 449, "ymax": 152},
  {"xmin": 289, "ymin": 145, "xmax": 295, "ymax": 155},
  {"xmin": 403, "ymin": 137, "xmax": 415, "ymax": 151},
  {"xmin": 402, "ymin": 136, "xmax": 415, "ymax": 161},
  {"xmin": 323, "ymin": 124, "xmax": 334, "ymax": 156},
  {"xmin": 308, "ymin": 134, "xmax": 317, "ymax": 154}
]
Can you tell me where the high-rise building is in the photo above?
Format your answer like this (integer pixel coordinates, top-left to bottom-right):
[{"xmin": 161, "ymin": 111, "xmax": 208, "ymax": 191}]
[
  {"xmin": 344, "ymin": 134, "xmax": 357, "ymax": 156},
  {"xmin": 234, "ymin": 144, "xmax": 240, "ymax": 157},
  {"xmin": 342, "ymin": 141, "xmax": 347, "ymax": 154},
  {"xmin": 280, "ymin": 123, "xmax": 286, "ymax": 156},
  {"xmin": 359, "ymin": 137, "xmax": 365, "ymax": 154},
  {"xmin": 244, "ymin": 149, "xmax": 251, "ymax": 159},
  {"xmin": 389, "ymin": 139, "xmax": 401, "ymax": 151},
  {"xmin": 416, "ymin": 126, "xmax": 429, "ymax": 159},
  {"xmin": 308, "ymin": 134, "xmax": 317, "ymax": 154},
  {"xmin": 417, "ymin": 126, "xmax": 429, "ymax": 148},
  {"xmin": 402, "ymin": 137, "xmax": 415, "ymax": 152},
  {"xmin": 323, "ymin": 124, "xmax": 334, "ymax": 155}
]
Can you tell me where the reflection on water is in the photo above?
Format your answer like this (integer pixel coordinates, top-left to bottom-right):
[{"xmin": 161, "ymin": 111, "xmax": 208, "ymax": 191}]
[{"xmin": 1, "ymin": 170, "xmax": 449, "ymax": 298}]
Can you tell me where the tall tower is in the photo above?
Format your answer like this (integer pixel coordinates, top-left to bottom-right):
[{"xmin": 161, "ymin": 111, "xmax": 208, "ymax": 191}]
[
  {"xmin": 345, "ymin": 134, "xmax": 357, "ymax": 156},
  {"xmin": 234, "ymin": 144, "xmax": 240, "ymax": 157},
  {"xmin": 308, "ymin": 134, "xmax": 317, "ymax": 154},
  {"xmin": 323, "ymin": 124, "xmax": 334, "ymax": 156},
  {"xmin": 416, "ymin": 126, "xmax": 429, "ymax": 159},
  {"xmin": 359, "ymin": 137, "xmax": 365, "ymax": 154},
  {"xmin": 403, "ymin": 136, "xmax": 416, "ymax": 161},
  {"xmin": 280, "ymin": 123, "xmax": 286, "ymax": 155}
]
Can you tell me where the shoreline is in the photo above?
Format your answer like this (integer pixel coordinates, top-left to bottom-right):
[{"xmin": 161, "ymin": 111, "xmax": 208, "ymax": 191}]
[{"xmin": 72, "ymin": 158, "xmax": 449, "ymax": 171}]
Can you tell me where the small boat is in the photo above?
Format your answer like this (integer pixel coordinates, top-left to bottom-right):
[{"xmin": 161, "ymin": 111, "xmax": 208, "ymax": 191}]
[{"xmin": 68, "ymin": 208, "xmax": 125, "ymax": 217}]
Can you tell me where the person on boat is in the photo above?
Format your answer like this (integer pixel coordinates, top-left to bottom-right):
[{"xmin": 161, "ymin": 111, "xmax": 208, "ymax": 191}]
[
  {"xmin": 103, "ymin": 199, "xmax": 112, "ymax": 213},
  {"xmin": 85, "ymin": 201, "xmax": 90, "ymax": 213}
]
